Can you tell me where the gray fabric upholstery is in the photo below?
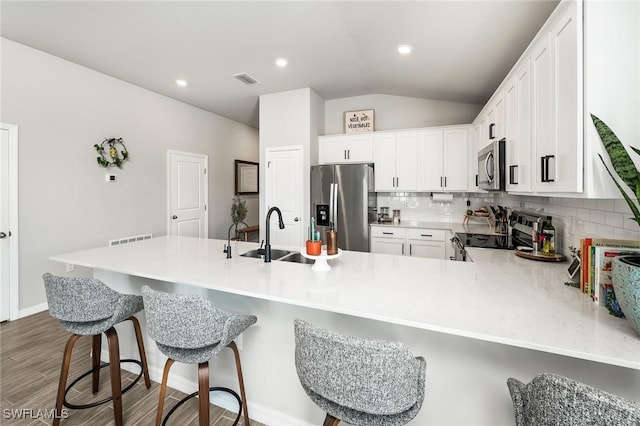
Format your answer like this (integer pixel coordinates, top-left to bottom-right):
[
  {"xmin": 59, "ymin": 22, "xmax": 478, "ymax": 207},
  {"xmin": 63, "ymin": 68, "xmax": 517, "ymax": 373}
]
[
  {"xmin": 507, "ymin": 373, "xmax": 640, "ymax": 426},
  {"xmin": 141, "ymin": 285, "xmax": 257, "ymax": 364},
  {"xmin": 43, "ymin": 273, "xmax": 144, "ymax": 335},
  {"xmin": 294, "ymin": 319, "xmax": 426, "ymax": 426}
]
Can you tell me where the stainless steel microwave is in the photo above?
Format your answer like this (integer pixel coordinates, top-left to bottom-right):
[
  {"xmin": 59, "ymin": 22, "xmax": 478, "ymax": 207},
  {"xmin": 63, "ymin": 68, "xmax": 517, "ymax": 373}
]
[{"xmin": 477, "ymin": 139, "xmax": 505, "ymax": 191}]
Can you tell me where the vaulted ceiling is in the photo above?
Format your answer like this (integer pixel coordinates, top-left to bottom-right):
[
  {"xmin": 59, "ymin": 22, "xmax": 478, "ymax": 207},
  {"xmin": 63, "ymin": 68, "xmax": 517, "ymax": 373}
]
[{"xmin": 1, "ymin": 1, "xmax": 559, "ymax": 128}]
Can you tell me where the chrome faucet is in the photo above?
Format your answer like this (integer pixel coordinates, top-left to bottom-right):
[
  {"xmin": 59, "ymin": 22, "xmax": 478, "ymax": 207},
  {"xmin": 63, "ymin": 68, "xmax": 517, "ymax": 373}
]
[
  {"xmin": 263, "ymin": 206, "xmax": 285, "ymax": 262},
  {"xmin": 223, "ymin": 223, "xmax": 237, "ymax": 258}
]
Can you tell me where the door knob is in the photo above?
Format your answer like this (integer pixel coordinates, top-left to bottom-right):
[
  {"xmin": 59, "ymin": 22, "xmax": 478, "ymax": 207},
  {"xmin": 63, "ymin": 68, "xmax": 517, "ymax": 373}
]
[
  {"xmin": 172, "ymin": 215, "xmax": 178, "ymax": 220},
  {"xmin": 294, "ymin": 217, "xmax": 299, "ymax": 222},
  {"xmin": 0, "ymin": 232, "xmax": 6, "ymax": 238}
]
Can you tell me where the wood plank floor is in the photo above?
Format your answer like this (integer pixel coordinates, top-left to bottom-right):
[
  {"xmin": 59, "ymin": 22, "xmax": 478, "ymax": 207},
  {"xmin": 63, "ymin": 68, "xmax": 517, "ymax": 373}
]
[{"xmin": 0, "ymin": 312, "xmax": 267, "ymax": 426}]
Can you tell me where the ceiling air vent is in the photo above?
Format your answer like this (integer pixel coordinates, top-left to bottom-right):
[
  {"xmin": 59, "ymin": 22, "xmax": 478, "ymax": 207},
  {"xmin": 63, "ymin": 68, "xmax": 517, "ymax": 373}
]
[{"xmin": 232, "ymin": 72, "xmax": 260, "ymax": 85}]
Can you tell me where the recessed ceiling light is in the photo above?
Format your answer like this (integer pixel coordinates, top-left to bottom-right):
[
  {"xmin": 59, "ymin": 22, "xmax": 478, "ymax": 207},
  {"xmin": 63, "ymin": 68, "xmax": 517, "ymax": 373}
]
[
  {"xmin": 175, "ymin": 79, "xmax": 188, "ymax": 87},
  {"xmin": 397, "ymin": 44, "xmax": 413, "ymax": 55},
  {"xmin": 275, "ymin": 58, "xmax": 288, "ymax": 67}
]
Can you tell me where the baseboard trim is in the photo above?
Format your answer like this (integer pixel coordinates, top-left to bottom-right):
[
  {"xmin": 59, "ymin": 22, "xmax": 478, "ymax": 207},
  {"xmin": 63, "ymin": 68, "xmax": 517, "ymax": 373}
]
[{"xmin": 18, "ymin": 302, "xmax": 48, "ymax": 319}]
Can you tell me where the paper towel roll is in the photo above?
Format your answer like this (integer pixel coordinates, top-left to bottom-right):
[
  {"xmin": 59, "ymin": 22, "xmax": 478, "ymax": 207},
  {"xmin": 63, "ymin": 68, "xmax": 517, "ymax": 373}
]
[{"xmin": 431, "ymin": 193, "xmax": 454, "ymax": 202}]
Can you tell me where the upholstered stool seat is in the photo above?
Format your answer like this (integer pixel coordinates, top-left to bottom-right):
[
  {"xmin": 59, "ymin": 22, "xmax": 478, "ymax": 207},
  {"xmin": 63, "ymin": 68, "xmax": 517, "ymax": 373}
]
[
  {"xmin": 294, "ymin": 319, "xmax": 427, "ymax": 426},
  {"xmin": 141, "ymin": 285, "xmax": 257, "ymax": 426},
  {"xmin": 43, "ymin": 273, "xmax": 151, "ymax": 426},
  {"xmin": 507, "ymin": 373, "xmax": 640, "ymax": 426}
]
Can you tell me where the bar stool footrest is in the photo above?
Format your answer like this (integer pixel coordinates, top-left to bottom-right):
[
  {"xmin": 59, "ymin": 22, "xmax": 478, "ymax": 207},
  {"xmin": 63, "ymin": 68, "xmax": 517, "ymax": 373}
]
[
  {"xmin": 63, "ymin": 359, "xmax": 144, "ymax": 410},
  {"xmin": 162, "ymin": 387, "xmax": 242, "ymax": 426}
]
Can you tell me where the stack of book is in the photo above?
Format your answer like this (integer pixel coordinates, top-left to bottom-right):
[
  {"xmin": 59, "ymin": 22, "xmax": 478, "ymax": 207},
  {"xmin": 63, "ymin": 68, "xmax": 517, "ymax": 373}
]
[{"xmin": 579, "ymin": 238, "xmax": 640, "ymax": 307}]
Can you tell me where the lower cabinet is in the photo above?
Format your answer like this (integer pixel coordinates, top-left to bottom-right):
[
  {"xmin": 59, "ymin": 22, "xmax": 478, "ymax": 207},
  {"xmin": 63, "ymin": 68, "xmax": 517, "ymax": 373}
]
[{"xmin": 370, "ymin": 226, "xmax": 446, "ymax": 259}]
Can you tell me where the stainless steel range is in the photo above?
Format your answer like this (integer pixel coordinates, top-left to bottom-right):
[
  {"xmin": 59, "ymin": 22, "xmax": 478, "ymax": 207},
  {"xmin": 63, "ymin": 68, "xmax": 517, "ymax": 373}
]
[{"xmin": 451, "ymin": 211, "xmax": 546, "ymax": 259}]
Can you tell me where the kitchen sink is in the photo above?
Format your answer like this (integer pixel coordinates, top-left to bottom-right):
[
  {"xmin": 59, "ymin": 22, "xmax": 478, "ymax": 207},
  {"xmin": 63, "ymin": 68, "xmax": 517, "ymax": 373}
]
[
  {"xmin": 240, "ymin": 249, "xmax": 291, "ymax": 260},
  {"xmin": 279, "ymin": 252, "xmax": 315, "ymax": 265}
]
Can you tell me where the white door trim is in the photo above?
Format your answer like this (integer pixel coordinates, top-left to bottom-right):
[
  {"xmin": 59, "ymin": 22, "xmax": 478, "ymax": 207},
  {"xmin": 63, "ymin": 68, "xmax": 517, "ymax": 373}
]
[
  {"xmin": 166, "ymin": 150, "xmax": 209, "ymax": 237},
  {"xmin": 1, "ymin": 123, "xmax": 19, "ymax": 321}
]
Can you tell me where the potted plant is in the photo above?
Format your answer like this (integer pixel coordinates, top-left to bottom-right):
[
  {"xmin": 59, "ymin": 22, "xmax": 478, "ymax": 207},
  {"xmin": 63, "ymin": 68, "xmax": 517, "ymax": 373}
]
[
  {"xmin": 591, "ymin": 114, "xmax": 640, "ymax": 335},
  {"xmin": 230, "ymin": 197, "xmax": 248, "ymax": 238}
]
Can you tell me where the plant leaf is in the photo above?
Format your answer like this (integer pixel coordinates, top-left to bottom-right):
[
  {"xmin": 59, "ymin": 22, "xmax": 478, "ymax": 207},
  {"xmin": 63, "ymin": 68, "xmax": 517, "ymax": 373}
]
[
  {"xmin": 632, "ymin": 146, "xmax": 640, "ymax": 157},
  {"xmin": 591, "ymin": 114, "xmax": 638, "ymax": 193},
  {"xmin": 598, "ymin": 154, "xmax": 640, "ymax": 225}
]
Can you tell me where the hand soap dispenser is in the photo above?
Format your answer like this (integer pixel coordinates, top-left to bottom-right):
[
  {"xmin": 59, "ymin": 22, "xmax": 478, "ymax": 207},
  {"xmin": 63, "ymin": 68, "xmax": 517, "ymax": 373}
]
[{"xmin": 326, "ymin": 222, "xmax": 338, "ymax": 255}]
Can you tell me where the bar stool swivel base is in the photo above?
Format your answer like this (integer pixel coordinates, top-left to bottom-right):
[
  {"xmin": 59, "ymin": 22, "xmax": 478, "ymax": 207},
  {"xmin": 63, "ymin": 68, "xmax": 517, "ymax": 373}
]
[{"xmin": 161, "ymin": 387, "xmax": 242, "ymax": 426}]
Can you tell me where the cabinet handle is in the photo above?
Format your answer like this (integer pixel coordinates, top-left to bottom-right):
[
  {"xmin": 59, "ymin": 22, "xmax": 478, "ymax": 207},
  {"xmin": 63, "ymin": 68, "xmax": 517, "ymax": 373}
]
[
  {"xmin": 509, "ymin": 165, "xmax": 519, "ymax": 185},
  {"xmin": 489, "ymin": 123, "xmax": 495, "ymax": 140},
  {"xmin": 382, "ymin": 232, "xmax": 394, "ymax": 235},
  {"xmin": 540, "ymin": 155, "xmax": 555, "ymax": 183},
  {"xmin": 444, "ymin": 176, "xmax": 447, "ymax": 187},
  {"xmin": 396, "ymin": 176, "xmax": 399, "ymax": 187},
  {"xmin": 344, "ymin": 150, "xmax": 347, "ymax": 160},
  {"xmin": 440, "ymin": 176, "xmax": 443, "ymax": 187},
  {"xmin": 347, "ymin": 149, "xmax": 350, "ymax": 160},
  {"xmin": 421, "ymin": 234, "xmax": 432, "ymax": 237},
  {"xmin": 409, "ymin": 244, "xmax": 412, "ymax": 256},
  {"xmin": 402, "ymin": 243, "xmax": 405, "ymax": 255},
  {"xmin": 475, "ymin": 174, "xmax": 478, "ymax": 186}
]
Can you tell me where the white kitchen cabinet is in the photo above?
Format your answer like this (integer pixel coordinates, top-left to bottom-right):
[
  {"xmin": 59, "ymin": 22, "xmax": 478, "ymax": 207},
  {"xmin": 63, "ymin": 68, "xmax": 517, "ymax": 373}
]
[
  {"xmin": 374, "ymin": 131, "xmax": 418, "ymax": 191},
  {"xmin": 470, "ymin": 120, "xmax": 484, "ymax": 191},
  {"xmin": 370, "ymin": 226, "xmax": 447, "ymax": 260},
  {"xmin": 419, "ymin": 127, "xmax": 469, "ymax": 191},
  {"xmin": 485, "ymin": 94, "xmax": 505, "ymax": 145},
  {"xmin": 370, "ymin": 226, "xmax": 406, "ymax": 256},
  {"xmin": 319, "ymin": 134, "xmax": 374, "ymax": 164},
  {"xmin": 406, "ymin": 228, "xmax": 446, "ymax": 259},
  {"xmin": 505, "ymin": 58, "xmax": 533, "ymax": 193}
]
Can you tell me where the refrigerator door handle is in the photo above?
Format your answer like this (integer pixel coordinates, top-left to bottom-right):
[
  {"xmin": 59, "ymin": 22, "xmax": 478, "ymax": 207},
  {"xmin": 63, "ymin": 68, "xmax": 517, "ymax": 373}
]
[
  {"xmin": 329, "ymin": 183, "xmax": 335, "ymax": 224},
  {"xmin": 332, "ymin": 183, "xmax": 338, "ymax": 226}
]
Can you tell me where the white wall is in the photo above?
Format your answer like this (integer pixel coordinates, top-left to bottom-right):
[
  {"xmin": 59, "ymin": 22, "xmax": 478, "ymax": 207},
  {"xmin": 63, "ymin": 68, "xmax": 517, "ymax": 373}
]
[
  {"xmin": 0, "ymin": 39, "xmax": 258, "ymax": 313},
  {"xmin": 324, "ymin": 94, "xmax": 482, "ymax": 134}
]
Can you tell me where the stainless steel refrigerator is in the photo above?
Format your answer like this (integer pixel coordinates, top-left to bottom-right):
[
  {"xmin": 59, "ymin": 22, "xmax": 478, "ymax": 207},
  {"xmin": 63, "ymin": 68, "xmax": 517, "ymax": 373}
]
[{"xmin": 310, "ymin": 164, "xmax": 376, "ymax": 252}]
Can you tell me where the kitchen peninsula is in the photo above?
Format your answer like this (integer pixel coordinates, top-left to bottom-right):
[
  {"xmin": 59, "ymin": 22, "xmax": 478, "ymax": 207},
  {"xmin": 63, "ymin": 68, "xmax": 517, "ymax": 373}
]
[{"xmin": 51, "ymin": 236, "xmax": 640, "ymax": 425}]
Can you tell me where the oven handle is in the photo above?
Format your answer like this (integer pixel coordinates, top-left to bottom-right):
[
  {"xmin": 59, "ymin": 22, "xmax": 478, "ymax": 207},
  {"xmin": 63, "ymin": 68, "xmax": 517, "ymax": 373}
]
[{"xmin": 484, "ymin": 152, "xmax": 494, "ymax": 183}]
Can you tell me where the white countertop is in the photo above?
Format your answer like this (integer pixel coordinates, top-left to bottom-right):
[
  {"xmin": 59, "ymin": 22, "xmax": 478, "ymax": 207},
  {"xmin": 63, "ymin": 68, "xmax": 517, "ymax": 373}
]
[{"xmin": 51, "ymin": 236, "xmax": 640, "ymax": 370}]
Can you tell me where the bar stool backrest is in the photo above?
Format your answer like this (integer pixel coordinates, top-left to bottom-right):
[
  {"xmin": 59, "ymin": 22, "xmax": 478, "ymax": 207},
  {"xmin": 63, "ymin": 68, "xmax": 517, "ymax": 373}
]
[
  {"xmin": 43, "ymin": 273, "xmax": 119, "ymax": 322},
  {"xmin": 294, "ymin": 319, "xmax": 424, "ymax": 416},
  {"xmin": 507, "ymin": 373, "xmax": 640, "ymax": 426},
  {"xmin": 142, "ymin": 286, "xmax": 227, "ymax": 350}
]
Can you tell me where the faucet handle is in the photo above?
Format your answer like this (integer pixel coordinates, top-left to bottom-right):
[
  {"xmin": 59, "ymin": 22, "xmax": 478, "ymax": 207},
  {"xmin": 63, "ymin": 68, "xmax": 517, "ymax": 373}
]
[{"xmin": 259, "ymin": 240, "xmax": 264, "ymax": 249}]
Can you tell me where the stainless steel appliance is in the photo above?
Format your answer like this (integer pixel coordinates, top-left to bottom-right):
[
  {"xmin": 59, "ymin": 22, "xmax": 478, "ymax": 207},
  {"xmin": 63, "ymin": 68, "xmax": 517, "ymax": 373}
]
[
  {"xmin": 477, "ymin": 139, "xmax": 506, "ymax": 191},
  {"xmin": 311, "ymin": 164, "xmax": 376, "ymax": 252},
  {"xmin": 455, "ymin": 210, "xmax": 546, "ymax": 251}
]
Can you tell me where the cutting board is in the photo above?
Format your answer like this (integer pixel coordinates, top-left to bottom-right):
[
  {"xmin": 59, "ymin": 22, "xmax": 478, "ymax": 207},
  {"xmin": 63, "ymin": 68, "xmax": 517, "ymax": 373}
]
[{"xmin": 515, "ymin": 249, "xmax": 566, "ymax": 262}]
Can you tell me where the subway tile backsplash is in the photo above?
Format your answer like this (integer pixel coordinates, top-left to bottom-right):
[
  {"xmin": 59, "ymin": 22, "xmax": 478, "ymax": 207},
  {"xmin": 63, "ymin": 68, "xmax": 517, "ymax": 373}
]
[{"xmin": 377, "ymin": 192, "xmax": 640, "ymax": 254}]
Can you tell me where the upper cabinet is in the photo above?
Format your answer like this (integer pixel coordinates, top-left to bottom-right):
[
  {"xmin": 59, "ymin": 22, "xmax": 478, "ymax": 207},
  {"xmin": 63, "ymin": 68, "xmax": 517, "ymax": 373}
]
[
  {"xmin": 419, "ymin": 127, "xmax": 469, "ymax": 191},
  {"xmin": 374, "ymin": 131, "xmax": 419, "ymax": 191},
  {"xmin": 319, "ymin": 134, "xmax": 374, "ymax": 164}
]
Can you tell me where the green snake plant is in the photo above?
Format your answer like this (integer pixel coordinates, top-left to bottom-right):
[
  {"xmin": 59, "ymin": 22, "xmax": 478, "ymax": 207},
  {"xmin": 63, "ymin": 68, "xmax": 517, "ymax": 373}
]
[{"xmin": 591, "ymin": 114, "xmax": 640, "ymax": 226}]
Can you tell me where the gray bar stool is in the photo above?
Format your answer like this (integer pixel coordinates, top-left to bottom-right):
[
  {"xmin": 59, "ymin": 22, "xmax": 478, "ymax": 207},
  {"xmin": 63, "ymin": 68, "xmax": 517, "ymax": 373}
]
[
  {"xmin": 507, "ymin": 373, "xmax": 640, "ymax": 425},
  {"xmin": 141, "ymin": 285, "xmax": 257, "ymax": 426},
  {"xmin": 294, "ymin": 319, "xmax": 426, "ymax": 426},
  {"xmin": 43, "ymin": 273, "xmax": 151, "ymax": 426}
]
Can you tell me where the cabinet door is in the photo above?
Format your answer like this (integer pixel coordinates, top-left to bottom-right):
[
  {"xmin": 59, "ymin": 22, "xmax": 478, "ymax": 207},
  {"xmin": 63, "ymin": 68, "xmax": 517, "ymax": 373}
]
[
  {"xmin": 471, "ymin": 120, "xmax": 484, "ymax": 190},
  {"xmin": 505, "ymin": 77, "xmax": 519, "ymax": 191},
  {"xmin": 551, "ymin": 4, "xmax": 581, "ymax": 192},
  {"xmin": 515, "ymin": 58, "xmax": 533, "ymax": 192},
  {"xmin": 408, "ymin": 240, "xmax": 445, "ymax": 259},
  {"xmin": 395, "ymin": 131, "xmax": 418, "ymax": 191},
  {"xmin": 532, "ymin": 34, "xmax": 554, "ymax": 191},
  {"xmin": 370, "ymin": 237, "xmax": 405, "ymax": 256},
  {"xmin": 418, "ymin": 129, "xmax": 444, "ymax": 190},
  {"xmin": 374, "ymin": 132, "xmax": 397, "ymax": 191},
  {"xmin": 320, "ymin": 135, "xmax": 348, "ymax": 164},
  {"xmin": 494, "ymin": 96, "xmax": 505, "ymax": 141},
  {"xmin": 346, "ymin": 134, "xmax": 374, "ymax": 163},
  {"xmin": 443, "ymin": 128, "xmax": 468, "ymax": 191}
]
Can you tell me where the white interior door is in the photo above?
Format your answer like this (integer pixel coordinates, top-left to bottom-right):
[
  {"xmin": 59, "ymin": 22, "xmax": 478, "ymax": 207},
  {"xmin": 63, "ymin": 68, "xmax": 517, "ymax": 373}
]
[
  {"xmin": 265, "ymin": 147, "xmax": 303, "ymax": 247},
  {"xmin": 167, "ymin": 150, "xmax": 208, "ymax": 238},
  {"xmin": 0, "ymin": 124, "xmax": 18, "ymax": 322}
]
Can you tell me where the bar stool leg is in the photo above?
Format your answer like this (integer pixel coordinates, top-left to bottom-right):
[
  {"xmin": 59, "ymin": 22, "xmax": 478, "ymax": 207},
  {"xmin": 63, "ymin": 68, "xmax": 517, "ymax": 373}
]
[
  {"xmin": 91, "ymin": 334, "xmax": 102, "ymax": 394},
  {"xmin": 156, "ymin": 358, "xmax": 174, "ymax": 426},
  {"xmin": 228, "ymin": 341, "xmax": 250, "ymax": 425},
  {"xmin": 197, "ymin": 362, "xmax": 210, "ymax": 426},
  {"xmin": 323, "ymin": 413, "xmax": 340, "ymax": 426},
  {"xmin": 54, "ymin": 334, "xmax": 82, "ymax": 426},
  {"xmin": 105, "ymin": 327, "xmax": 123, "ymax": 426},
  {"xmin": 127, "ymin": 316, "xmax": 151, "ymax": 388}
]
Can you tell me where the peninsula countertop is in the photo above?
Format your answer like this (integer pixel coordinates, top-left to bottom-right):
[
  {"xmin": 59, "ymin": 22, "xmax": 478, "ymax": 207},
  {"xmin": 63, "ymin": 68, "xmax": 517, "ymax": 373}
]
[{"xmin": 51, "ymin": 236, "xmax": 640, "ymax": 370}]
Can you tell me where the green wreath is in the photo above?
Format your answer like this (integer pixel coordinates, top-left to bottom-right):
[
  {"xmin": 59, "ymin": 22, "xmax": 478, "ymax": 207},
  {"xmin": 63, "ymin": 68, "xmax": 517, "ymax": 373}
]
[{"xmin": 94, "ymin": 137, "xmax": 129, "ymax": 168}]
